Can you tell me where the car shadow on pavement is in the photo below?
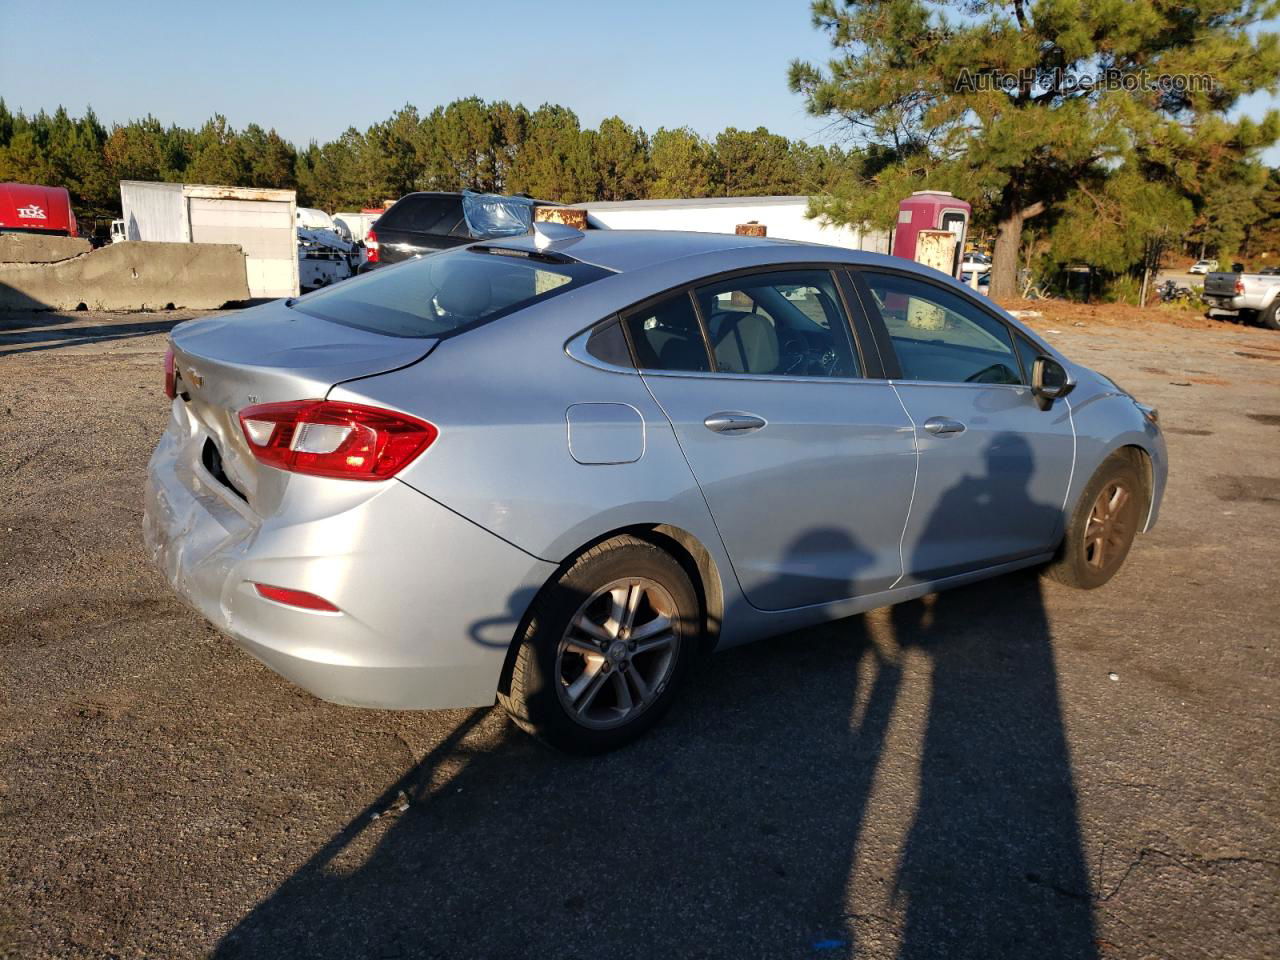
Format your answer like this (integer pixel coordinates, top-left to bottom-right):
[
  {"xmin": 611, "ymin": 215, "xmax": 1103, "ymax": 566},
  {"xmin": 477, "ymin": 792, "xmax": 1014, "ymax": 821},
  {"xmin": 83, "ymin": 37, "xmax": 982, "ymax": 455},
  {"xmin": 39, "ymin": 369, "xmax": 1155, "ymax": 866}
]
[{"xmin": 214, "ymin": 445, "xmax": 1097, "ymax": 959}]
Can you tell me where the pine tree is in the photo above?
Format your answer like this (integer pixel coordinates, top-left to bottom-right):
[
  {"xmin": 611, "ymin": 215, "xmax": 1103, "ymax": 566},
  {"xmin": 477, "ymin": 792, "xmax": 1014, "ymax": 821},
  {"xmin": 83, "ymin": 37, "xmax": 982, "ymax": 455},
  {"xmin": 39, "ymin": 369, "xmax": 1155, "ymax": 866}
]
[
  {"xmin": 508, "ymin": 105, "xmax": 594, "ymax": 202},
  {"xmin": 594, "ymin": 116, "xmax": 650, "ymax": 201},
  {"xmin": 790, "ymin": 0, "xmax": 1280, "ymax": 297},
  {"xmin": 650, "ymin": 127, "xmax": 721, "ymax": 199},
  {"xmin": 716, "ymin": 126, "xmax": 801, "ymax": 196}
]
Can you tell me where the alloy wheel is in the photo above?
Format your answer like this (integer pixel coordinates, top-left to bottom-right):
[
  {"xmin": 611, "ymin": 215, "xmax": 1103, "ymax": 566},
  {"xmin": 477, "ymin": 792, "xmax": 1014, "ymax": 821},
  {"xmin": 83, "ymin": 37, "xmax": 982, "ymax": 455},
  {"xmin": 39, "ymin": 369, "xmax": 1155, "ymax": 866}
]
[
  {"xmin": 555, "ymin": 577, "xmax": 680, "ymax": 730},
  {"xmin": 1083, "ymin": 481, "xmax": 1136, "ymax": 573}
]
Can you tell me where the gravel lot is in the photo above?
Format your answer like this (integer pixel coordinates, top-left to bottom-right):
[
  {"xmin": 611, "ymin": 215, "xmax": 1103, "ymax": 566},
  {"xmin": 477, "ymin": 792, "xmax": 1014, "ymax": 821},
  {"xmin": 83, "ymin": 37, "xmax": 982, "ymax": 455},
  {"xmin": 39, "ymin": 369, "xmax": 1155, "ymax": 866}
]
[{"xmin": 1, "ymin": 306, "xmax": 1277, "ymax": 959}]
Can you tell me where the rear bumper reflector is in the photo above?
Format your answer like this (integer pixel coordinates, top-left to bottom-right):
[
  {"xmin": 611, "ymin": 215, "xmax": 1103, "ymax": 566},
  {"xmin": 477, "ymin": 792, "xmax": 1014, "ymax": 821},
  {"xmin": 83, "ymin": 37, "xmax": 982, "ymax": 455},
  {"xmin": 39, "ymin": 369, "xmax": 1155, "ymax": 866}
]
[{"xmin": 252, "ymin": 583, "xmax": 341, "ymax": 613}]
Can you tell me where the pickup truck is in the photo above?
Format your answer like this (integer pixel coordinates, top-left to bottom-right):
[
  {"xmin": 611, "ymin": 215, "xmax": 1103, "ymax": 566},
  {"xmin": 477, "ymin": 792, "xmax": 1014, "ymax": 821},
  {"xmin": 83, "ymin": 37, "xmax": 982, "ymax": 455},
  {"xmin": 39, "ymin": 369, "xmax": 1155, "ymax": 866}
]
[{"xmin": 1203, "ymin": 271, "xmax": 1280, "ymax": 330}]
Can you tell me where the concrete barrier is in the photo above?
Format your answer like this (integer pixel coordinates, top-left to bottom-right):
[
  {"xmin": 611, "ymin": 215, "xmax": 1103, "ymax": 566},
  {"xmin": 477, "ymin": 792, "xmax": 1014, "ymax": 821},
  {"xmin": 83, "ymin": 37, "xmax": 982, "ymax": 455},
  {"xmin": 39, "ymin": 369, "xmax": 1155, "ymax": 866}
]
[
  {"xmin": 0, "ymin": 241, "xmax": 251, "ymax": 311},
  {"xmin": 0, "ymin": 234, "xmax": 92, "ymax": 263}
]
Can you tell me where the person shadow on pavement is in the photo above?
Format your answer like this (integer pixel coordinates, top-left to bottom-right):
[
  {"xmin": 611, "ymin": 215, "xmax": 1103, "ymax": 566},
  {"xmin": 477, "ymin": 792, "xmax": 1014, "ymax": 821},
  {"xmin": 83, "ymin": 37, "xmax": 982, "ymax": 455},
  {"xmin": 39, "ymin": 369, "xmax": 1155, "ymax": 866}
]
[
  {"xmin": 213, "ymin": 436, "xmax": 1098, "ymax": 959},
  {"xmin": 889, "ymin": 432, "xmax": 1098, "ymax": 960}
]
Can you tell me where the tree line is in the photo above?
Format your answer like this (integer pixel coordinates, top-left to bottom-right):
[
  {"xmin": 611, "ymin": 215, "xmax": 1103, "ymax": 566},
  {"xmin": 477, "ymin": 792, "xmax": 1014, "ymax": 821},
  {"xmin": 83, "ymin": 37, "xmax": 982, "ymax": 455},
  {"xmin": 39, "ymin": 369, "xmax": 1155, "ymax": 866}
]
[
  {"xmin": 0, "ymin": 98, "xmax": 861, "ymax": 225},
  {"xmin": 3, "ymin": 22, "xmax": 1278, "ymax": 305}
]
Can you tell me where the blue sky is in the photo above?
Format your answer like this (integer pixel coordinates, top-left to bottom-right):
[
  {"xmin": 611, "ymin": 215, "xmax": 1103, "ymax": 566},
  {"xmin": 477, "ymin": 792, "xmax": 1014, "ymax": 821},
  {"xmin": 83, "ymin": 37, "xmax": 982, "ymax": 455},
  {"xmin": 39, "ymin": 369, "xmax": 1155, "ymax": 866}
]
[{"xmin": 1, "ymin": 0, "xmax": 1276, "ymax": 163}]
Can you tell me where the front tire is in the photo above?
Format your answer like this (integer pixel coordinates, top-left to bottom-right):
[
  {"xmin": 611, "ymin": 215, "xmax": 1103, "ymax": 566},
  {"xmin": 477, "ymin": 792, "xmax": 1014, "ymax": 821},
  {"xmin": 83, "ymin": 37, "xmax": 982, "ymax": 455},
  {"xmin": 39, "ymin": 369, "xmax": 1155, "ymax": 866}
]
[
  {"xmin": 1045, "ymin": 452, "xmax": 1144, "ymax": 589},
  {"xmin": 498, "ymin": 535, "xmax": 700, "ymax": 754}
]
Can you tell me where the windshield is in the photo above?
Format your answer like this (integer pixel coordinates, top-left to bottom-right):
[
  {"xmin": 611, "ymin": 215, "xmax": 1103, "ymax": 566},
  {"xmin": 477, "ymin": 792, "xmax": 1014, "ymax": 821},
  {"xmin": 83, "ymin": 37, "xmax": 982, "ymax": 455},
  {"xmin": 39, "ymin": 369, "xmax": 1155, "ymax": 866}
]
[{"xmin": 291, "ymin": 247, "xmax": 610, "ymax": 338}]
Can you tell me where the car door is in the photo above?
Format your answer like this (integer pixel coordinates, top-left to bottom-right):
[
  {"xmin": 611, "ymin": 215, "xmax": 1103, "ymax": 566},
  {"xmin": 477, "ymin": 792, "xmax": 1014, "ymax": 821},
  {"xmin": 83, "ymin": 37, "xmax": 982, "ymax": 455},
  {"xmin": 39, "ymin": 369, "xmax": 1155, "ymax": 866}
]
[
  {"xmin": 852, "ymin": 268, "xmax": 1075, "ymax": 583},
  {"xmin": 625, "ymin": 267, "xmax": 917, "ymax": 611}
]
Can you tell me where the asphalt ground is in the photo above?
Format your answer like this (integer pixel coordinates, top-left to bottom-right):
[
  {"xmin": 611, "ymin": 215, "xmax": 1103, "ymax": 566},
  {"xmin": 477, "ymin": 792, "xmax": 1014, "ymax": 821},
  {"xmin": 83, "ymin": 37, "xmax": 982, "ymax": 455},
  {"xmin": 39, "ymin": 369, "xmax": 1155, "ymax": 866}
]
[{"xmin": 1, "ymin": 307, "xmax": 1277, "ymax": 959}]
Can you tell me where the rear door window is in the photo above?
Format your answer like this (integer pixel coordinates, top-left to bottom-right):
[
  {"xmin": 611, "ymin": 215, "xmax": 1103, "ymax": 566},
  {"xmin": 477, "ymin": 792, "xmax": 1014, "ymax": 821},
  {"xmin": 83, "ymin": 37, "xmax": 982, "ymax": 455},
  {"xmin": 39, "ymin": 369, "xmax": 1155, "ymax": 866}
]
[
  {"xmin": 623, "ymin": 293, "xmax": 712, "ymax": 373},
  {"xmin": 291, "ymin": 247, "xmax": 609, "ymax": 338}
]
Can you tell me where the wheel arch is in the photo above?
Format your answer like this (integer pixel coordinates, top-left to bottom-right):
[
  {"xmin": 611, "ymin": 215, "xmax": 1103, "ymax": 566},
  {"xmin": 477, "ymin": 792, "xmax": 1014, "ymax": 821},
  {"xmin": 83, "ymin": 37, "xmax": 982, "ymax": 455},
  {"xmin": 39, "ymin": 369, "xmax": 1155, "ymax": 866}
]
[
  {"xmin": 494, "ymin": 523, "xmax": 725, "ymax": 699},
  {"xmin": 1070, "ymin": 440, "xmax": 1157, "ymax": 533},
  {"xmin": 1117, "ymin": 443, "xmax": 1155, "ymax": 523}
]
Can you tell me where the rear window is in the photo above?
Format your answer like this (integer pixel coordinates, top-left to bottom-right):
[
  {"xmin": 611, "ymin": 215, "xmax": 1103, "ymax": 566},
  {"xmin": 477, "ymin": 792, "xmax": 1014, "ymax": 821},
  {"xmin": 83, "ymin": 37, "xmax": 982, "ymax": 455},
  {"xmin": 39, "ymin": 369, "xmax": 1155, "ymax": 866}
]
[
  {"xmin": 378, "ymin": 195, "xmax": 464, "ymax": 235},
  {"xmin": 291, "ymin": 247, "xmax": 611, "ymax": 338}
]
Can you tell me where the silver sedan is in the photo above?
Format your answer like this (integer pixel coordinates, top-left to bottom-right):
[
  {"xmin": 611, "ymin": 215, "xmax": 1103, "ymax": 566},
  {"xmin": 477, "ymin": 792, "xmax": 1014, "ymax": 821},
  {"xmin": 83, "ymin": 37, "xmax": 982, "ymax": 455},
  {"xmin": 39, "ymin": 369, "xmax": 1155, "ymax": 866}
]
[{"xmin": 144, "ymin": 226, "xmax": 1167, "ymax": 752}]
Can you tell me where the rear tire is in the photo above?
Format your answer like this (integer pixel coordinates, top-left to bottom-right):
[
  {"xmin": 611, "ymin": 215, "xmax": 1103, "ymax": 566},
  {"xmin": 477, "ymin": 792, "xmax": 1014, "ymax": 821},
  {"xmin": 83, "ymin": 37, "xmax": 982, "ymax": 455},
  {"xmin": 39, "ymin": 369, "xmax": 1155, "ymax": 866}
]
[
  {"xmin": 1044, "ymin": 453, "xmax": 1144, "ymax": 590},
  {"xmin": 1259, "ymin": 302, "xmax": 1280, "ymax": 331},
  {"xmin": 498, "ymin": 535, "xmax": 700, "ymax": 754}
]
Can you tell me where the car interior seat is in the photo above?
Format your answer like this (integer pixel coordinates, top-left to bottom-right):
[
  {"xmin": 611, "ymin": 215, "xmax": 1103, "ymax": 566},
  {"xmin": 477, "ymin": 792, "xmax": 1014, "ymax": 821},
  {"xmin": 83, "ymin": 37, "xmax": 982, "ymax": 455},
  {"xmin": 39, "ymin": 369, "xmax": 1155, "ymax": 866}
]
[{"xmin": 712, "ymin": 311, "xmax": 779, "ymax": 374}]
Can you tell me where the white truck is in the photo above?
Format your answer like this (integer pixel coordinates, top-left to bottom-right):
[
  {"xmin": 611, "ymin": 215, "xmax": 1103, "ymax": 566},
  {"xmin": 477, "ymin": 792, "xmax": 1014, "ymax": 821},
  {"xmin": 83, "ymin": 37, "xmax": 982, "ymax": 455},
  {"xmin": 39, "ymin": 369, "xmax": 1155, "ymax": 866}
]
[{"xmin": 1203, "ymin": 270, "xmax": 1280, "ymax": 330}]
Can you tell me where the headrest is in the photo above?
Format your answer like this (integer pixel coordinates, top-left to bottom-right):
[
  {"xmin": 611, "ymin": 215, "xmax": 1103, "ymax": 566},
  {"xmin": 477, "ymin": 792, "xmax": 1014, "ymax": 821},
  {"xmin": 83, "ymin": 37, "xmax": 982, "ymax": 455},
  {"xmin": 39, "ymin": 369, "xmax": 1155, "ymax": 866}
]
[{"xmin": 714, "ymin": 311, "xmax": 779, "ymax": 374}]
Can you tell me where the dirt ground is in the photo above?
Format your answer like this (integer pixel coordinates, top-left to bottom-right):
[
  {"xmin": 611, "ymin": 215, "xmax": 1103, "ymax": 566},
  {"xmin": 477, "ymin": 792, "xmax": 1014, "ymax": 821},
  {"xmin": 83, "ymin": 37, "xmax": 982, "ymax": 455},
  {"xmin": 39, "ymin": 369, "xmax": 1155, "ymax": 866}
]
[{"xmin": 1, "ymin": 305, "xmax": 1277, "ymax": 960}]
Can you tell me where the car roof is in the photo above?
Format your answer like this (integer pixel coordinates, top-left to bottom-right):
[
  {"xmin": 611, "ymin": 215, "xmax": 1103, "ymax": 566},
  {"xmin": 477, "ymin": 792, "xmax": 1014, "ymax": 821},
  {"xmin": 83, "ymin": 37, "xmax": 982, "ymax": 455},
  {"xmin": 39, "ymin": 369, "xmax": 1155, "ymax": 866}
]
[{"xmin": 489, "ymin": 228, "xmax": 858, "ymax": 273}]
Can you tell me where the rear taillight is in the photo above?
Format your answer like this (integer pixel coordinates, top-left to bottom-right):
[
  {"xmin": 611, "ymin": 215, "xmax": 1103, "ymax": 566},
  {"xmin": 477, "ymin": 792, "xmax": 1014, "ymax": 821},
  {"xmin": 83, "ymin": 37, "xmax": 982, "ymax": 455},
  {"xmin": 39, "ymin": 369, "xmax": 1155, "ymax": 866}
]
[
  {"xmin": 238, "ymin": 400, "xmax": 436, "ymax": 480},
  {"xmin": 163, "ymin": 346, "xmax": 177, "ymax": 399},
  {"xmin": 252, "ymin": 583, "xmax": 340, "ymax": 612},
  {"xmin": 1235, "ymin": 277, "xmax": 1245, "ymax": 295},
  {"xmin": 365, "ymin": 228, "xmax": 379, "ymax": 263}
]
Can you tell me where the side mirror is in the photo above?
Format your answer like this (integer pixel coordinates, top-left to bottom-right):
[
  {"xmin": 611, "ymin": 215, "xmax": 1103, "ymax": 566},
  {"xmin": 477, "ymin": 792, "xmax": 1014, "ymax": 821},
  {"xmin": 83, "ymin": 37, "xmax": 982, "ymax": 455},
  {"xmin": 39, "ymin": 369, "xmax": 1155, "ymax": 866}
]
[{"xmin": 1032, "ymin": 356, "xmax": 1075, "ymax": 410}]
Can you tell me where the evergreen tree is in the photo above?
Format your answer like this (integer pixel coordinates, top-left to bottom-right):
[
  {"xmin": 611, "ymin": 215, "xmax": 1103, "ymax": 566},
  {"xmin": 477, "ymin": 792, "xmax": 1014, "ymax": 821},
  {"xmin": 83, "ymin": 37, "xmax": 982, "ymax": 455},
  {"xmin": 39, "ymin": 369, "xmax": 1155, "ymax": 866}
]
[
  {"xmin": 594, "ymin": 116, "xmax": 650, "ymax": 200},
  {"xmin": 1244, "ymin": 168, "xmax": 1280, "ymax": 258},
  {"xmin": 790, "ymin": 0, "xmax": 1280, "ymax": 297},
  {"xmin": 186, "ymin": 115, "xmax": 246, "ymax": 185},
  {"xmin": 0, "ymin": 130, "xmax": 59, "ymax": 187},
  {"xmin": 650, "ymin": 127, "xmax": 721, "ymax": 198},
  {"xmin": 716, "ymin": 126, "xmax": 801, "ymax": 196},
  {"xmin": 240, "ymin": 124, "xmax": 297, "ymax": 190},
  {"xmin": 508, "ymin": 105, "xmax": 594, "ymax": 201}
]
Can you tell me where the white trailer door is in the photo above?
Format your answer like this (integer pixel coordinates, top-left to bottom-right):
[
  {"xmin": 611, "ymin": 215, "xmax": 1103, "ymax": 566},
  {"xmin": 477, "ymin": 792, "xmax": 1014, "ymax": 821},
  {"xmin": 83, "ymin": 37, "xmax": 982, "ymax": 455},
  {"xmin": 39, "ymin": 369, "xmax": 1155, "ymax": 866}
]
[{"xmin": 187, "ymin": 197, "xmax": 298, "ymax": 298}]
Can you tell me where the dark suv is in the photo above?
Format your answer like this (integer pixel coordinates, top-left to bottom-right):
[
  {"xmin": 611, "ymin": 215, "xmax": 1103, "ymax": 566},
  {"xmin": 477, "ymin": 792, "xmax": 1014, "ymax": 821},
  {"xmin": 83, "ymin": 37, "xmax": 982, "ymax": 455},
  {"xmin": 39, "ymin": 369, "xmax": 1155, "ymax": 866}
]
[{"xmin": 361, "ymin": 191, "xmax": 555, "ymax": 272}]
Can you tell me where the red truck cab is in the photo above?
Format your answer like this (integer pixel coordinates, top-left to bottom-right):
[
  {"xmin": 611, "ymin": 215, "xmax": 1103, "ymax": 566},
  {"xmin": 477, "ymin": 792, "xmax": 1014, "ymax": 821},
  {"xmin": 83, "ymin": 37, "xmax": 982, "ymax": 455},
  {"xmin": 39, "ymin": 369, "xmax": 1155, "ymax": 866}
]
[{"xmin": 0, "ymin": 182, "xmax": 79, "ymax": 237}]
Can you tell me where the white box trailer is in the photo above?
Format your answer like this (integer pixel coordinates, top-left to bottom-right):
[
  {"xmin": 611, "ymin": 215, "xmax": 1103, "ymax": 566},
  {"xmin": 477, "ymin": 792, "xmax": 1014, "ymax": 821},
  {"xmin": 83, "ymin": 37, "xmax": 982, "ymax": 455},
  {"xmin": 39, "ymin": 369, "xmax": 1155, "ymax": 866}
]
[
  {"xmin": 119, "ymin": 181, "xmax": 299, "ymax": 298},
  {"xmin": 565, "ymin": 196, "xmax": 890, "ymax": 253},
  {"xmin": 332, "ymin": 211, "xmax": 381, "ymax": 244}
]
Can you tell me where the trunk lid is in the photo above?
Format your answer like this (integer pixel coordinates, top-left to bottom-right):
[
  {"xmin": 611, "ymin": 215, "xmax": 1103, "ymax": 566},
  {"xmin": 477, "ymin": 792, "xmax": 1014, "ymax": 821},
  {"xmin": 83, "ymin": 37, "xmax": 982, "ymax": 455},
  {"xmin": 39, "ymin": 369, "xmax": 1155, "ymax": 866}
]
[{"xmin": 169, "ymin": 299, "xmax": 436, "ymax": 505}]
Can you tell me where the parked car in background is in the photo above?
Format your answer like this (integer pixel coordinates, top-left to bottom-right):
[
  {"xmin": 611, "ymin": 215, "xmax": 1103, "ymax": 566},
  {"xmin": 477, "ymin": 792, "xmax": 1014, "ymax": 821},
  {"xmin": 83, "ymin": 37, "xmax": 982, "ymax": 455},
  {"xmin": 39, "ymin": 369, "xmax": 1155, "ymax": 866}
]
[
  {"xmin": 1203, "ymin": 269, "xmax": 1280, "ymax": 329},
  {"xmin": 960, "ymin": 252, "xmax": 990, "ymax": 274},
  {"xmin": 0, "ymin": 182, "xmax": 78, "ymax": 237},
  {"xmin": 1189, "ymin": 259, "xmax": 1219, "ymax": 274},
  {"xmin": 145, "ymin": 227, "xmax": 1167, "ymax": 753},
  {"xmin": 361, "ymin": 191, "xmax": 555, "ymax": 272}
]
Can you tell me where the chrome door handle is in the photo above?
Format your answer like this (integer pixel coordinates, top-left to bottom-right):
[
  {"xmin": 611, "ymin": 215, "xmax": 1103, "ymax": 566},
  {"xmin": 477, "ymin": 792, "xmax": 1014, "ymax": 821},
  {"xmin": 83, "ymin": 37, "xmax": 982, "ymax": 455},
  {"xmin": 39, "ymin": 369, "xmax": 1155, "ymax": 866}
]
[
  {"xmin": 923, "ymin": 416, "xmax": 966, "ymax": 436},
  {"xmin": 704, "ymin": 412, "xmax": 767, "ymax": 434}
]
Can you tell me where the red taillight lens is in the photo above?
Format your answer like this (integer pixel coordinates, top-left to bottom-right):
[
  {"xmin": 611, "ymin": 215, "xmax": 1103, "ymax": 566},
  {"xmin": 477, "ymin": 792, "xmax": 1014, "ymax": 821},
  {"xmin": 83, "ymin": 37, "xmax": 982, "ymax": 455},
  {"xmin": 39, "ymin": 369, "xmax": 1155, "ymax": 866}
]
[
  {"xmin": 1235, "ymin": 278, "xmax": 1245, "ymax": 295},
  {"xmin": 252, "ymin": 583, "xmax": 340, "ymax": 612},
  {"xmin": 238, "ymin": 400, "xmax": 436, "ymax": 480},
  {"xmin": 365, "ymin": 228, "xmax": 379, "ymax": 263},
  {"xmin": 163, "ymin": 346, "xmax": 177, "ymax": 399}
]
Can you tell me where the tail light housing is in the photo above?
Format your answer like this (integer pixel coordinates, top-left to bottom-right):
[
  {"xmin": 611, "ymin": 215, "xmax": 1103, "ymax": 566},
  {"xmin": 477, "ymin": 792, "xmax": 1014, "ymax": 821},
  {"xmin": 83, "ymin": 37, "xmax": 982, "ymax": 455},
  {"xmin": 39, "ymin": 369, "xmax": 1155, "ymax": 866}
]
[
  {"xmin": 1235, "ymin": 277, "xmax": 1245, "ymax": 295},
  {"xmin": 163, "ymin": 346, "xmax": 177, "ymax": 399},
  {"xmin": 365, "ymin": 228, "xmax": 379, "ymax": 263},
  {"xmin": 238, "ymin": 400, "xmax": 436, "ymax": 480}
]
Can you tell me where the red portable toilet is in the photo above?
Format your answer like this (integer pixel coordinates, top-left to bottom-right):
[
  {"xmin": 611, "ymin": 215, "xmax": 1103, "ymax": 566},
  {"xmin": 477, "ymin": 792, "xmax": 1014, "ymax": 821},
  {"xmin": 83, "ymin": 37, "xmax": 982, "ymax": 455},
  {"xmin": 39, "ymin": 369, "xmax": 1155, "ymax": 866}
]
[{"xmin": 892, "ymin": 191, "xmax": 970, "ymax": 279}]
